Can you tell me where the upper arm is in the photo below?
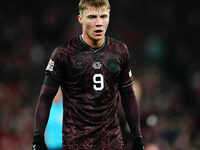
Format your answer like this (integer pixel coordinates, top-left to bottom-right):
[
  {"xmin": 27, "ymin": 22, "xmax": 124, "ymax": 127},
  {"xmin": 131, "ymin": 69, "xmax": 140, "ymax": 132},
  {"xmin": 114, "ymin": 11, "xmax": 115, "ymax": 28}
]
[
  {"xmin": 45, "ymin": 47, "xmax": 67, "ymax": 85},
  {"xmin": 119, "ymin": 44, "xmax": 134, "ymax": 89}
]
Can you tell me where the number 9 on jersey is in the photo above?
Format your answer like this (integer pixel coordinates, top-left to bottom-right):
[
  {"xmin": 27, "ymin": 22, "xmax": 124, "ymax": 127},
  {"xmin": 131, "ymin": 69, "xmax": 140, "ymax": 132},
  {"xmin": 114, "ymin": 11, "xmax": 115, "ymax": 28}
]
[{"xmin": 93, "ymin": 73, "xmax": 104, "ymax": 91}]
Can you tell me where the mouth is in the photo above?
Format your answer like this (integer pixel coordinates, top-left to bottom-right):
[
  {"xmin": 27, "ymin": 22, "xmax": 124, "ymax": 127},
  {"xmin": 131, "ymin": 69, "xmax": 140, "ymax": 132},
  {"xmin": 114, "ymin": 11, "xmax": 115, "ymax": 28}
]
[{"xmin": 94, "ymin": 30, "xmax": 103, "ymax": 34}]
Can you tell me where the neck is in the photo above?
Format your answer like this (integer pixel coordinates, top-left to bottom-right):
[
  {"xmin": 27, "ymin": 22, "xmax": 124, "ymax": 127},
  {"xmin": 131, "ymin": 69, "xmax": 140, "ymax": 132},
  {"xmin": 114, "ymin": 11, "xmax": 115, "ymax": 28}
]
[{"xmin": 82, "ymin": 34, "xmax": 105, "ymax": 48}]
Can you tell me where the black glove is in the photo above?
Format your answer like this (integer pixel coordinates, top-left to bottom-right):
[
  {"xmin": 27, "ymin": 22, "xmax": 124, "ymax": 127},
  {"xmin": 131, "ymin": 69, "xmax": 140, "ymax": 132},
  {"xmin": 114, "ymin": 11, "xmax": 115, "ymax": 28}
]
[
  {"xmin": 132, "ymin": 136, "xmax": 144, "ymax": 150},
  {"xmin": 32, "ymin": 135, "xmax": 48, "ymax": 150}
]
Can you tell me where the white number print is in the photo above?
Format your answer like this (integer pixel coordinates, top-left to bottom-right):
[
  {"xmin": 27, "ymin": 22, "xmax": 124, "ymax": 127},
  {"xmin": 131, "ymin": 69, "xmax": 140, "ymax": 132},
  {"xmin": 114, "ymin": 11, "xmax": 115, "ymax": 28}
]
[{"xmin": 93, "ymin": 74, "xmax": 104, "ymax": 91}]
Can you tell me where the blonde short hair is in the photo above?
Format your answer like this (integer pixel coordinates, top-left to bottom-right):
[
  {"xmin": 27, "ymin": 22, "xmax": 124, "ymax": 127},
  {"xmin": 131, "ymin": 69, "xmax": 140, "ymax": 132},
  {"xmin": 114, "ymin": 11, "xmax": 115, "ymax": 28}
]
[{"xmin": 79, "ymin": 0, "xmax": 111, "ymax": 15}]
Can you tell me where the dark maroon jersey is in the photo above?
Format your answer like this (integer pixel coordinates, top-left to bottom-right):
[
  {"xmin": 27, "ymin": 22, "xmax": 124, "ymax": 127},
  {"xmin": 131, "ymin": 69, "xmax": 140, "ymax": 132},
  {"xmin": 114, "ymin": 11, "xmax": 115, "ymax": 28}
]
[{"xmin": 45, "ymin": 35, "xmax": 134, "ymax": 150}]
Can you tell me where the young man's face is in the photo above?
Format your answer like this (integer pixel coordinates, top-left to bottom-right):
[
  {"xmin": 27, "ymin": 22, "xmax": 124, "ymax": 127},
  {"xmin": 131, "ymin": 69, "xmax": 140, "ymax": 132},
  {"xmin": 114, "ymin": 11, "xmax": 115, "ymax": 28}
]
[{"xmin": 78, "ymin": 6, "xmax": 110, "ymax": 42}]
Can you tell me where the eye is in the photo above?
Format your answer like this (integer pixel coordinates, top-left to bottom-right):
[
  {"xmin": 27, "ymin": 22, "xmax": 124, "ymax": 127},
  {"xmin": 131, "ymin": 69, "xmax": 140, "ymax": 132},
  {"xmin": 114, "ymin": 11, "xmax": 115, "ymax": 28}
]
[
  {"xmin": 101, "ymin": 15, "xmax": 108, "ymax": 18},
  {"xmin": 88, "ymin": 15, "xmax": 97, "ymax": 19}
]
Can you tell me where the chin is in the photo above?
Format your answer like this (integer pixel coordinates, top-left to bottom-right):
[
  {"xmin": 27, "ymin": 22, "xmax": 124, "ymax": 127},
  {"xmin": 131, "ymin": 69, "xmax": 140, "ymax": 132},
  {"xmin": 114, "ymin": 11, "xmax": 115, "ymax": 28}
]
[{"xmin": 93, "ymin": 36, "xmax": 104, "ymax": 41}]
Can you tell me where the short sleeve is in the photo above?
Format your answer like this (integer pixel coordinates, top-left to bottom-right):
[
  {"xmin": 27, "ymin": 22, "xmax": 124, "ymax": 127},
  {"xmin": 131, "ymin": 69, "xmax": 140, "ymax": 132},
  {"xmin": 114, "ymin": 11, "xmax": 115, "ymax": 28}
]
[
  {"xmin": 45, "ymin": 47, "xmax": 66, "ymax": 84},
  {"xmin": 119, "ymin": 44, "xmax": 134, "ymax": 88}
]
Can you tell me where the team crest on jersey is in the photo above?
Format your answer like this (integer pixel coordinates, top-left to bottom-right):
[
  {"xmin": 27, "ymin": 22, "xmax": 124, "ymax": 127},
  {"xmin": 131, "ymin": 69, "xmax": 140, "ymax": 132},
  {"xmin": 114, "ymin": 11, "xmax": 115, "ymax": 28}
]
[
  {"xmin": 92, "ymin": 61, "xmax": 102, "ymax": 69},
  {"xmin": 45, "ymin": 59, "xmax": 54, "ymax": 71},
  {"xmin": 75, "ymin": 60, "xmax": 84, "ymax": 69},
  {"xmin": 107, "ymin": 58, "xmax": 118, "ymax": 73}
]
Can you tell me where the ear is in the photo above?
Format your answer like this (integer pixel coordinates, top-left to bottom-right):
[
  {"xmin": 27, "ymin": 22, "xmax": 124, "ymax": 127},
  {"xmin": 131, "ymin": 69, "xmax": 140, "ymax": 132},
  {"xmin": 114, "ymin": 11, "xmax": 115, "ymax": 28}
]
[{"xmin": 78, "ymin": 15, "xmax": 82, "ymax": 24}]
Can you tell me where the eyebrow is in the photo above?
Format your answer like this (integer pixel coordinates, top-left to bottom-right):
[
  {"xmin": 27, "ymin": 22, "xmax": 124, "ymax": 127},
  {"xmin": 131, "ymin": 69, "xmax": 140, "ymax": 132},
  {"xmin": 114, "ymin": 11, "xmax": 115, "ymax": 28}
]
[
  {"xmin": 87, "ymin": 14, "xmax": 108, "ymax": 18},
  {"xmin": 87, "ymin": 15, "xmax": 97, "ymax": 18},
  {"xmin": 101, "ymin": 14, "xmax": 108, "ymax": 17}
]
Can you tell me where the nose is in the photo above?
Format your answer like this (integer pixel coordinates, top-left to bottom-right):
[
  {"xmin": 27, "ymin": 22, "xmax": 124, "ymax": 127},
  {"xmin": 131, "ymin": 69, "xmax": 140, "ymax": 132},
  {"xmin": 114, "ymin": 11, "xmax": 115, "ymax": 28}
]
[{"xmin": 95, "ymin": 18, "xmax": 103, "ymax": 27}]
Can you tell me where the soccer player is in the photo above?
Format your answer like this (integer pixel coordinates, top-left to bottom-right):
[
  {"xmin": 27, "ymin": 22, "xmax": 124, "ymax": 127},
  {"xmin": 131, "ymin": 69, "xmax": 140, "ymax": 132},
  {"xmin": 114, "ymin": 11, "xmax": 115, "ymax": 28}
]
[{"xmin": 32, "ymin": 0, "xmax": 144, "ymax": 150}]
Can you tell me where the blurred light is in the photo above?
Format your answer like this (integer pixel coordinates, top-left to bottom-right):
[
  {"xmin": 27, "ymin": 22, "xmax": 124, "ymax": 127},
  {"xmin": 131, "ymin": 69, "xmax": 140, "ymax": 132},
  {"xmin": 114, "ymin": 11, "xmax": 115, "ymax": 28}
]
[
  {"xmin": 145, "ymin": 35, "xmax": 165, "ymax": 63},
  {"xmin": 146, "ymin": 114, "xmax": 158, "ymax": 127},
  {"xmin": 30, "ymin": 44, "xmax": 45, "ymax": 65}
]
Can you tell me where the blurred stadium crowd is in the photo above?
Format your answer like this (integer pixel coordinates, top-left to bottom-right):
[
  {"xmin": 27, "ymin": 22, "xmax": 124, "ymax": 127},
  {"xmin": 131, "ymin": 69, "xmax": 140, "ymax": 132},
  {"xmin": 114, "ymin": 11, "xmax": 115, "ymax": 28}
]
[{"xmin": 0, "ymin": 0, "xmax": 199, "ymax": 150}]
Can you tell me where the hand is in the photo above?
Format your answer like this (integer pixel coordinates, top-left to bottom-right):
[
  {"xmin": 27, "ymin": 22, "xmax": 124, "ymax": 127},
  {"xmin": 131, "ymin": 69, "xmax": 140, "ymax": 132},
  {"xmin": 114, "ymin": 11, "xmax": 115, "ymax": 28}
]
[
  {"xmin": 32, "ymin": 135, "xmax": 48, "ymax": 150},
  {"xmin": 132, "ymin": 136, "xmax": 144, "ymax": 150}
]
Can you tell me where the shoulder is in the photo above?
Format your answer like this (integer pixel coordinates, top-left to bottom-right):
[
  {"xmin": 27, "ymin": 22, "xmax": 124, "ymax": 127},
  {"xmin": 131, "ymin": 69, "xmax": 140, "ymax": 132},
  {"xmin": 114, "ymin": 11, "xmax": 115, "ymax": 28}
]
[
  {"xmin": 52, "ymin": 35, "xmax": 80, "ymax": 57},
  {"xmin": 107, "ymin": 36, "xmax": 129, "ymax": 53}
]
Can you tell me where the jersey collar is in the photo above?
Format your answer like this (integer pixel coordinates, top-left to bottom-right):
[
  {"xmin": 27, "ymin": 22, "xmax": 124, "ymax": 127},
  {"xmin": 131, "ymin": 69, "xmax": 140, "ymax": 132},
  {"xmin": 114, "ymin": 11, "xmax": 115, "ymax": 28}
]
[{"xmin": 79, "ymin": 34, "xmax": 106, "ymax": 53}]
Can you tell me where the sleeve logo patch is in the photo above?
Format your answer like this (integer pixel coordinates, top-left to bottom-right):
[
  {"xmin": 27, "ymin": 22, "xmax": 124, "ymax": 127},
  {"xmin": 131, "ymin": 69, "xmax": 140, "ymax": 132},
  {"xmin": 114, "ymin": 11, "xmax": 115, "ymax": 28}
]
[
  {"xmin": 46, "ymin": 59, "xmax": 54, "ymax": 71},
  {"xmin": 129, "ymin": 70, "xmax": 132, "ymax": 77}
]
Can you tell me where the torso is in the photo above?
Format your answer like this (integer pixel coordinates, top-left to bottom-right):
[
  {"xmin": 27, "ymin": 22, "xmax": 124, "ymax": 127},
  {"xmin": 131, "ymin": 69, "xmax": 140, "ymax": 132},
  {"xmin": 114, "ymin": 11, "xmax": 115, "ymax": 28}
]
[{"xmin": 53, "ymin": 35, "xmax": 129, "ymax": 150}]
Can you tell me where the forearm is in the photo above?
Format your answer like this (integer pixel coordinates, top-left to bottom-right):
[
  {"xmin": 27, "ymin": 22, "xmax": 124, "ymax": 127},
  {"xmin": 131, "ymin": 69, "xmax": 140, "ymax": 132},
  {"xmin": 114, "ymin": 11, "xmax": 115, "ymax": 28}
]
[
  {"xmin": 33, "ymin": 83, "xmax": 59, "ymax": 136},
  {"xmin": 120, "ymin": 86, "xmax": 142, "ymax": 137}
]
